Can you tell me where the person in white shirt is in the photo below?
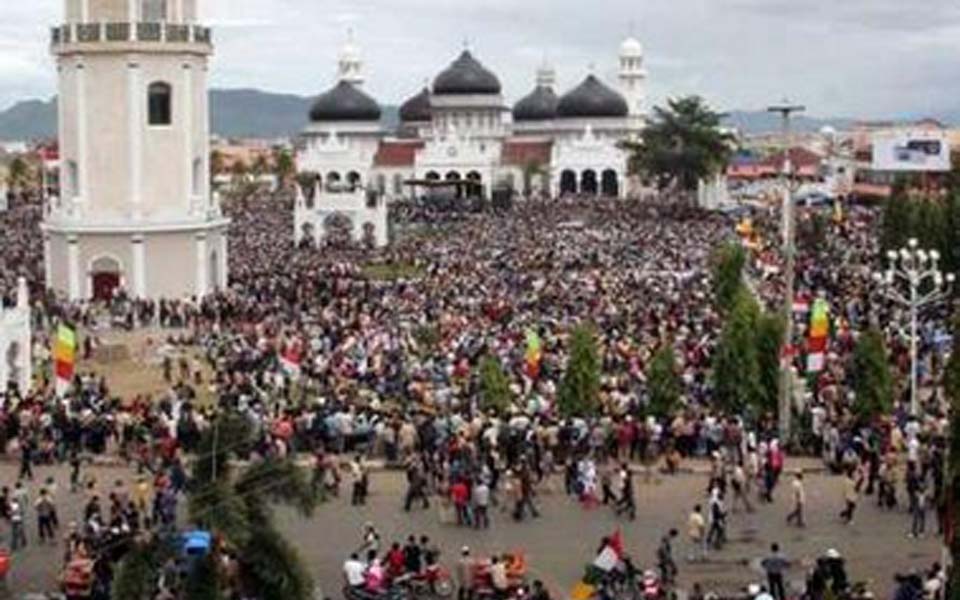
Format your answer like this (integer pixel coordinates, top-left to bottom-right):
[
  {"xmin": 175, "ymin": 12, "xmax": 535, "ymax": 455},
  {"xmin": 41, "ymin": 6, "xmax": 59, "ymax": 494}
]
[
  {"xmin": 343, "ymin": 553, "xmax": 366, "ymax": 588},
  {"xmin": 786, "ymin": 473, "xmax": 805, "ymax": 527}
]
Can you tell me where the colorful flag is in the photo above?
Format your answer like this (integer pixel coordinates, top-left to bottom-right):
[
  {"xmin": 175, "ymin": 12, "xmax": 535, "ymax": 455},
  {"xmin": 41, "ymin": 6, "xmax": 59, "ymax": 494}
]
[
  {"xmin": 53, "ymin": 323, "xmax": 77, "ymax": 392},
  {"xmin": 524, "ymin": 329, "xmax": 542, "ymax": 378}
]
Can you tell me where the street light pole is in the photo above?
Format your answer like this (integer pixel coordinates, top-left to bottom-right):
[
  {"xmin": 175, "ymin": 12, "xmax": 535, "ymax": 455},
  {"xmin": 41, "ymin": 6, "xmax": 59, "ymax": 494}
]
[
  {"xmin": 767, "ymin": 101, "xmax": 805, "ymax": 443},
  {"xmin": 873, "ymin": 238, "xmax": 955, "ymax": 416}
]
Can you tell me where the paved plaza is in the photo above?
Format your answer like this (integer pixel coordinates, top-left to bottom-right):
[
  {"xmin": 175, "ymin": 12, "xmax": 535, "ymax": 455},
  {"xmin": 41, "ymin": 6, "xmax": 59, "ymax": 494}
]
[{"xmin": 0, "ymin": 461, "xmax": 939, "ymax": 598}]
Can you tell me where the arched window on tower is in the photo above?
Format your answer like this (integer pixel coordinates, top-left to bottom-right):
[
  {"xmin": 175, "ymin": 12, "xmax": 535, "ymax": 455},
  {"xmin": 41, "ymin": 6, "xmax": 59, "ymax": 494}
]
[
  {"xmin": 147, "ymin": 82, "xmax": 172, "ymax": 126},
  {"xmin": 141, "ymin": 0, "xmax": 168, "ymax": 22}
]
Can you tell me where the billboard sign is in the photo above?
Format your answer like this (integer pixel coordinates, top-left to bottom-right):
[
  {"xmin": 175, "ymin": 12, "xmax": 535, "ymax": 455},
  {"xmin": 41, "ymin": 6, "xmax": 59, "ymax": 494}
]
[{"xmin": 872, "ymin": 130, "xmax": 951, "ymax": 172}]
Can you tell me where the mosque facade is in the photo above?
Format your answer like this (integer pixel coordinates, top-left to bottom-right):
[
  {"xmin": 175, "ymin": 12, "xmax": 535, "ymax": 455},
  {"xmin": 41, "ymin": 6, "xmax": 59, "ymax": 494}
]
[{"xmin": 295, "ymin": 34, "xmax": 647, "ymax": 245}]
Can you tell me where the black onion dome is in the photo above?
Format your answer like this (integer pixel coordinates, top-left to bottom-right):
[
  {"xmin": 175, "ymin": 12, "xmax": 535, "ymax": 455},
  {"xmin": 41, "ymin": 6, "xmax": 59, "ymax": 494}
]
[
  {"xmin": 309, "ymin": 81, "xmax": 382, "ymax": 122},
  {"xmin": 400, "ymin": 88, "xmax": 431, "ymax": 122},
  {"xmin": 433, "ymin": 51, "xmax": 502, "ymax": 95},
  {"xmin": 512, "ymin": 86, "xmax": 559, "ymax": 121},
  {"xmin": 557, "ymin": 75, "xmax": 629, "ymax": 118}
]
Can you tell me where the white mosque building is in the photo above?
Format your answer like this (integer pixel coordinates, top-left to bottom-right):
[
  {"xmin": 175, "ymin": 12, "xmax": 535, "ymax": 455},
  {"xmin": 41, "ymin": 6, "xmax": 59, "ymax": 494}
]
[{"xmin": 295, "ymin": 33, "xmax": 647, "ymax": 246}]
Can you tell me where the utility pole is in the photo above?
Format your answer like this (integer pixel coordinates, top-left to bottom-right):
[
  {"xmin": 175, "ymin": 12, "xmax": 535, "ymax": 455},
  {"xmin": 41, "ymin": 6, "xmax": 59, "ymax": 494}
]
[{"xmin": 767, "ymin": 101, "xmax": 805, "ymax": 444}]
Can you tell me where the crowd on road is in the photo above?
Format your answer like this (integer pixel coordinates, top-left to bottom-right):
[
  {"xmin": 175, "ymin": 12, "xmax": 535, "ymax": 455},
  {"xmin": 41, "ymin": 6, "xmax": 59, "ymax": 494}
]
[{"xmin": 0, "ymin": 188, "xmax": 956, "ymax": 599}]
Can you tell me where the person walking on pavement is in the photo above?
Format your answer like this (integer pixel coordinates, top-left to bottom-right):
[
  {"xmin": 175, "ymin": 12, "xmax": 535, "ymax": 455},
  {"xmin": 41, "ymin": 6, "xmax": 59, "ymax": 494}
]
[
  {"xmin": 404, "ymin": 461, "xmax": 430, "ymax": 512},
  {"xmin": 35, "ymin": 489, "xmax": 56, "ymax": 544},
  {"xmin": 687, "ymin": 504, "xmax": 706, "ymax": 562},
  {"xmin": 761, "ymin": 543, "xmax": 790, "ymax": 600},
  {"xmin": 615, "ymin": 464, "xmax": 636, "ymax": 520},
  {"xmin": 9, "ymin": 499, "xmax": 26, "ymax": 551},
  {"xmin": 910, "ymin": 483, "xmax": 928, "ymax": 538},
  {"xmin": 19, "ymin": 437, "xmax": 35, "ymax": 481},
  {"xmin": 657, "ymin": 529, "xmax": 679, "ymax": 585},
  {"xmin": 786, "ymin": 473, "xmax": 806, "ymax": 527},
  {"xmin": 840, "ymin": 469, "xmax": 859, "ymax": 525},
  {"xmin": 472, "ymin": 478, "xmax": 491, "ymax": 529}
]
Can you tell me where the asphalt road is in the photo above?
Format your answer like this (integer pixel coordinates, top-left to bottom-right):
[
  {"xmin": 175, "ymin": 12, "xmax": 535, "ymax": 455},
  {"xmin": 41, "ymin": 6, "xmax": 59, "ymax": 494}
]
[{"xmin": 0, "ymin": 462, "xmax": 940, "ymax": 599}]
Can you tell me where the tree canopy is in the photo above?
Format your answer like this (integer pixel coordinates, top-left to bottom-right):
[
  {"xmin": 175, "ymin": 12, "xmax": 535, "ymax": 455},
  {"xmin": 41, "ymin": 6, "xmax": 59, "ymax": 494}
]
[
  {"xmin": 850, "ymin": 329, "xmax": 894, "ymax": 422},
  {"xmin": 646, "ymin": 344, "xmax": 682, "ymax": 417},
  {"xmin": 627, "ymin": 96, "xmax": 734, "ymax": 194},
  {"xmin": 558, "ymin": 324, "xmax": 601, "ymax": 417}
]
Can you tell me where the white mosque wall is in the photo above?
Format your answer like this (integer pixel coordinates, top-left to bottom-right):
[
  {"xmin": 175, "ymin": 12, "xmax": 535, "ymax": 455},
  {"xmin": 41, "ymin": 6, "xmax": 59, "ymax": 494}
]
[
  {"xmin": 0, "ymin": 278, "xmax": 32, "ymax": 396},
  {"xmin": 294, "ymin": 184, "xmax": 388, "ymax": 248}
]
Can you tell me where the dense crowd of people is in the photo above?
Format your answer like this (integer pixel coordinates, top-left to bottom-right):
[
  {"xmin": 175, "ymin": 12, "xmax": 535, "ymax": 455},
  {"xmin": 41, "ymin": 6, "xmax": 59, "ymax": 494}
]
[{"xmin": 0, "ymin": 184, "xmax": 955, "ymax": 599}]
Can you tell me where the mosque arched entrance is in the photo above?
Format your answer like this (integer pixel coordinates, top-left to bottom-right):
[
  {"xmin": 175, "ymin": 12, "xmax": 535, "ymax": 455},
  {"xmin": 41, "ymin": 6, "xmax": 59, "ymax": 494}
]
[
  {"xmin": 560, "ymin": 170, "xmax": 577, "ymax": 195},
  {"xmin": 601, "ymin": 169, "xmax": 619, "ymax": 197},
  {"xmin": 323, "ymin": 212, "xmax": 354, "ymax": 247},
  {"xmin": 581, "ymin": 170, "xmax": 598, "ymax": 196},
  {"xmin": 362, "ymin": 222, "xmax": 377, "ymax": 248},
  {"xmin": 465, "ymin": 171, "xmax": 483, "ymax": 198},
  {"xmin": 90, "ymin": 256, "xmax": 121, "ymax": 302}
]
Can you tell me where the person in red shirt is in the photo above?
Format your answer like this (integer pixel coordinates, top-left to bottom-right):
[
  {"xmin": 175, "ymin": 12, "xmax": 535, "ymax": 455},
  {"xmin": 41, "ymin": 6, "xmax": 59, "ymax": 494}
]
[
  {"xmin": 450, "ymin": 479, "xmax": 470, "ymax": 527},
  {"xmin": 386, "ymin": 542, "xmax": 406, "ymax": 579}
]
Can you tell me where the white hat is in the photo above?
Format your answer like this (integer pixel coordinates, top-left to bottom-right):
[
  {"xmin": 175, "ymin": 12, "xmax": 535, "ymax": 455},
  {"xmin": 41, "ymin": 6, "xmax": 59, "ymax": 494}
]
[{"xmin": 825, "ymin": 548, "xmax": 841, "ymax": 559}]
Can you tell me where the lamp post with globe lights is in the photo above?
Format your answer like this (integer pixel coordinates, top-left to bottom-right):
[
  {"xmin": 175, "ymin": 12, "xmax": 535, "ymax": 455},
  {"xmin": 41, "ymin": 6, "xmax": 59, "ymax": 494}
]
[{"xmin": 872, "ymin": 238, "xmax": 955, "ymax": 417}]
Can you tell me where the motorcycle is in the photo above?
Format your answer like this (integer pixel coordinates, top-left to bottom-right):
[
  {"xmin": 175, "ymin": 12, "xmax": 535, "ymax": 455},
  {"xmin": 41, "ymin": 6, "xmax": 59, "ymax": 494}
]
[
  {"xmin": 394, "ymin": 564, "xmax": 454, "ymax": 599},
  {"xmin": 343, "ymin": 584, "xmax": 411, "ymax": 600}
]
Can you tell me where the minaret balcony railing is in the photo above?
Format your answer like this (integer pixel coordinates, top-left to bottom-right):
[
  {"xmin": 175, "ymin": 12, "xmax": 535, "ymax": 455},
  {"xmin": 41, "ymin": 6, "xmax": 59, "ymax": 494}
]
[{"xmin": 50, "ymin": 22, "xmax": 212, "ymax": 47}]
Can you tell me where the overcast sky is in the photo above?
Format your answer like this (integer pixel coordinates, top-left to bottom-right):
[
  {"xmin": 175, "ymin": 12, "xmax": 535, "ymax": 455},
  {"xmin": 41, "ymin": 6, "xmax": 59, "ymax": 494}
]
[{"xmin": 2, "ymin": 0, "xmax": 959, "ymax": 118}]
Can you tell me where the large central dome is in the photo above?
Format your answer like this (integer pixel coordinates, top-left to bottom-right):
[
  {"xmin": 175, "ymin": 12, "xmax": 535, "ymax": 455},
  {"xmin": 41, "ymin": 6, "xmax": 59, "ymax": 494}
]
[
  {"xmin": 557, "ymin": 75, "xmax": 629, "ymax": 119},
  {"xmin": 399, "ymin": 87, "xmax": 431, "ymax": 122},
  {"xmin": 309, "ymin": 81, "xmax": 382, "ymax": 122},
  {"xmin": 513, "ymin": 86, "xmax": 559, "ymax": 122},
  {"xmin": 433, "ymin": 51, "xmax": 502, "ymax": 95}
]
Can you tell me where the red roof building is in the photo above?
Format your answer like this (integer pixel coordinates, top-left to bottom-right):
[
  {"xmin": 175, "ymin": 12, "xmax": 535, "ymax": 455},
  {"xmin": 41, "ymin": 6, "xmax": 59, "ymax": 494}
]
[{"xmin": 373, "ymin": 141, "xmax": 424, "ymax": 168}]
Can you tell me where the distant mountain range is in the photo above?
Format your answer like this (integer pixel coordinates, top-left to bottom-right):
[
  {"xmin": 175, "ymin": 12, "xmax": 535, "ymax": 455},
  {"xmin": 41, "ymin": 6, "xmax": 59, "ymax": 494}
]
[{"xmin": 0, "ymin": 87, "xmax": 951, "ymax": 141}]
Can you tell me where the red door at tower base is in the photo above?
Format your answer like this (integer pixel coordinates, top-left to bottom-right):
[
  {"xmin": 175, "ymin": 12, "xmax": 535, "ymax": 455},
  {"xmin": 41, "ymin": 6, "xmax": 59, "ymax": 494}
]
[{"xmin": 91, "ymin": 272, "xmax": 120, "ymax": 302}]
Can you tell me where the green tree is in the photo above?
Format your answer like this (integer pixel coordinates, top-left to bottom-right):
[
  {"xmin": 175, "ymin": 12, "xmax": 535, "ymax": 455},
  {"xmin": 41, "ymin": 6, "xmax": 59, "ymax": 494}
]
[
  {"xmin": 711, "ymin": 290, "xmax": 763, "ymax": 413},
  {"xmin": 711, "ymin": 241, "xmax": 747, "ymax": 314},
  {"xmin": 646, "ymin": 344, "xmax": 682, "ymax": 417},
  {"xmin": 879, "ymin": 190, "xmax": 915, "ymax": 255},
  {"xmin": 112, "ymin": 542, "xmax": 168, "ymax": 600},
  {"xmin": 210, "ymin": 149, "xmax": 226, "ymax": 177},
  {"xmin": 6, "ymin": 156, "xmax": 28, "ymax": 192},
  {"xmin": 479, "ymin": 354, "xmax": 512, "ymax": 413},
  {"xmin": 755, "ymin": 312, "xmax": 786, "ymax": 414},
  {"xmin": 850, "ymin": 329, "xmax": 894, "ymax": 422},
  {"xmin": 558, "ymin": 324, "xmax": 601, "ymax": 417},
  {"xmin": 274, "ymin": 148, "xmax": 295, "ymax": 186},
  {"xmin": 116, "ymin": 414, "xmax": 318, "ymax": 600},
  {"xmin": 627, "ymin": 96, "xmax": 735, "ymax": 202}
]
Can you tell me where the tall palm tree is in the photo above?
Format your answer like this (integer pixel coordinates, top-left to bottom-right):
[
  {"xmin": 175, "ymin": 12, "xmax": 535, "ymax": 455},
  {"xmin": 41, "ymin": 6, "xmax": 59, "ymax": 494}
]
[
  {"xmin": 112, "ymin": 414, "xmax": 318, "ymax": 600},
  {"xmin": 625, "ymin": 95, "xmax": 735, "ymax": 203}
]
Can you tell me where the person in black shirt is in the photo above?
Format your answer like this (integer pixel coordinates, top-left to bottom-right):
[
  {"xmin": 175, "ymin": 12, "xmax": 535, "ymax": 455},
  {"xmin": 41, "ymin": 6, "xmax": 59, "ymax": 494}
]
[{"xmin": 404, "ymin": 536, "xmax": 422, "ymax": 574}]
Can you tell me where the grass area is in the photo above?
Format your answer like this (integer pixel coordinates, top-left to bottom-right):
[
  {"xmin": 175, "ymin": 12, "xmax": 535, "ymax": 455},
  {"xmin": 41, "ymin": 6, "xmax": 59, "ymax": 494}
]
[
  {"xmin": 72, "ymin": 329, "xmax": 215, "ymax": 405},
  {"xmin": 361, "ymin": 261, "xmax": 424, "ymax": 281}
]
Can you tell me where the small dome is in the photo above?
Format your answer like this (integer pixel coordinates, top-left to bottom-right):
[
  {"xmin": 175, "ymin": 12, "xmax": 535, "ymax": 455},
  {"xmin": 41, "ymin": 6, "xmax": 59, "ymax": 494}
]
[
  {"xmin": 557, "ymin": 75, "xmax": 629, "ymax": 119},
  {"xmin": 513, "ymin": 86, "xmax": 559, "ymax": 122},
  {"xmin": 621, "ymin": 37, "xmax": 643, "ymax": 58},
  {"xmin": 309, "ymin": 81, "xmax": 381, "ymax": 122},
  {"xmin": 400, "ymin": 88, "xmax": 431, "ymax": 122},
  {"xmin": 433, "ymin": 50, "xmax": 502, "ymax": 95}
]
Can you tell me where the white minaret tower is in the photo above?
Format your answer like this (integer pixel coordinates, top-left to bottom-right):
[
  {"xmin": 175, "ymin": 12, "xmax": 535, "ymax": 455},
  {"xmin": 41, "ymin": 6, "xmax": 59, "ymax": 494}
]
[
  {"xmin": 536, "ymin": 58, "xmax": 556, "ymax": 90},
  {"xmin": 46, "ymin": 0, "xmax": 229, "ymax": 301},
  {"xmin": 337, "ymin": 29, "xmax": 364, "ymax": 87},
  {"xmin": 619, "ymin": 35, "xmax": 647, "ymax": 130}
]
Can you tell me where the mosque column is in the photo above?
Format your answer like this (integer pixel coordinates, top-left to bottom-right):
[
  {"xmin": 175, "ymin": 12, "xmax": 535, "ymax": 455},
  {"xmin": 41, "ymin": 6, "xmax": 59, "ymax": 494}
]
[
  {"xmin": 67, "ymin": 235, "xmax": 81, "ymax": 301},
  {"xmin": 131, "ymin": 235, "xmax": 146, "ymax": 298},
  {"xmin": 195, "ymin": 232, "xmax": 208, "ymax": 296}
]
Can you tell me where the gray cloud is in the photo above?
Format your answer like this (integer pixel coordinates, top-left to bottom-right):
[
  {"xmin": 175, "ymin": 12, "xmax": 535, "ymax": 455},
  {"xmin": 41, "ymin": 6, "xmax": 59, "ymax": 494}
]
[{"xmin": 3, "ymin": 0, "xmax": 958, "ymax": 120}]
